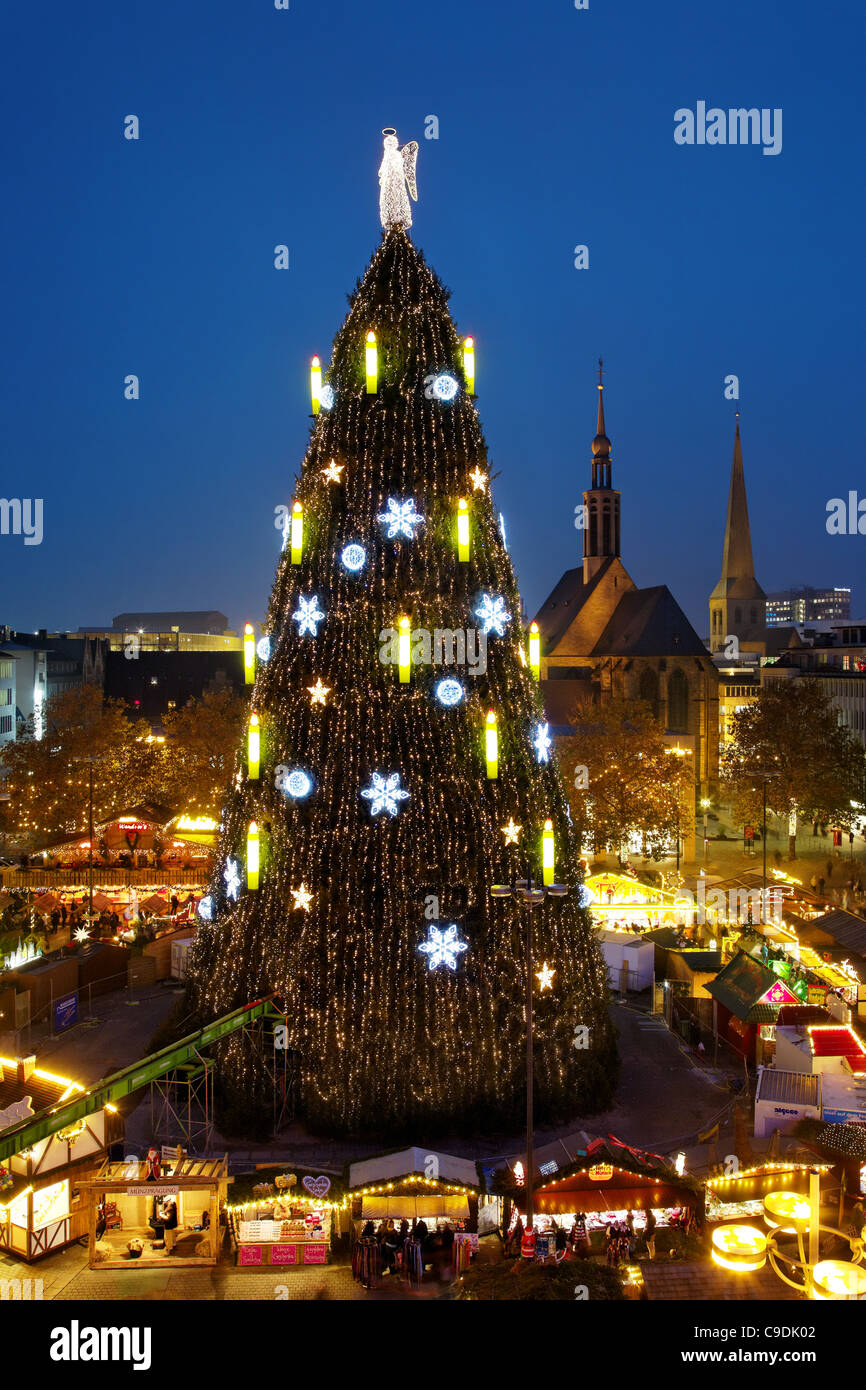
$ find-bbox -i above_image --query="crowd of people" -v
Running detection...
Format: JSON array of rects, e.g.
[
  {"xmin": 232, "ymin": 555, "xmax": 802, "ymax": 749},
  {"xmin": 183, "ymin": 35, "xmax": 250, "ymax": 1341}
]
[{"xmin": 503, "ymin": 1204, "xmax": 700, "ymax": 1266}]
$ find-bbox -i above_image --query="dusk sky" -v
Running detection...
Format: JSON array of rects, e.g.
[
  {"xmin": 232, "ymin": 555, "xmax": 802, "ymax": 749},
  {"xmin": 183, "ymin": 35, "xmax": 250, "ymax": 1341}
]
[{"xmin": 3, "ymin": 0, "xmax": 864, "ymax": 637}]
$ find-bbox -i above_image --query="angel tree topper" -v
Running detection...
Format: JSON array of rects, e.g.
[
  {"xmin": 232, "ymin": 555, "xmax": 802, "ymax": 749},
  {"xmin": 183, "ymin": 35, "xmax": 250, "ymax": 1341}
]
[{"xmin": 379, "ymin": 129, "xmax": 418, "ymax": 229}]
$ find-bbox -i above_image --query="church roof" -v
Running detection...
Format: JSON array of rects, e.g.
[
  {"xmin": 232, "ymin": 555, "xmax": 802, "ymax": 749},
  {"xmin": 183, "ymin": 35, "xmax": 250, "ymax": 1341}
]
[
  {"xmin": 590, "ymin": 585, "xmax": 709, "ymax": 658},
  {"xmin": 533, "ymin": 559, "xmax": 614, "ymax": 650}
]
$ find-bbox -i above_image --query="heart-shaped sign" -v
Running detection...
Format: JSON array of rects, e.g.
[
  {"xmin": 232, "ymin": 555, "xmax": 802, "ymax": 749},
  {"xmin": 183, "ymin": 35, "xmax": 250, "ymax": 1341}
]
[{"xmin": 302, "ymin": 1174, "xmax": 331, "ymax": 1198}]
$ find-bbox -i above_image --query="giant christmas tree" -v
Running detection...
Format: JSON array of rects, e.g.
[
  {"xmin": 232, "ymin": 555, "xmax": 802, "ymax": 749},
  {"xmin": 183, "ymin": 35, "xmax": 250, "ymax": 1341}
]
[{"xmin": 186, "ymin": 134, "xmax": 617, "ymax": 1137}]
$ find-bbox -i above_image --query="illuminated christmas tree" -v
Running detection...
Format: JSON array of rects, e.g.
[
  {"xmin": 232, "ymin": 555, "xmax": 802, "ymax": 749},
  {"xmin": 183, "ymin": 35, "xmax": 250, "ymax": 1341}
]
[{"xmin": 186, "ymin": 134, "xmax": 616, "ymax": 1136}]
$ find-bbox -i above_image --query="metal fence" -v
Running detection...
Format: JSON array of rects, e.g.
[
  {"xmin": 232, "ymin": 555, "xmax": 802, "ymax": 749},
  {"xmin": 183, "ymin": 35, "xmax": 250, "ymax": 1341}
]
[{"xmin": 1, "ymin": 868, "xmax": 206, "ymax": 889}]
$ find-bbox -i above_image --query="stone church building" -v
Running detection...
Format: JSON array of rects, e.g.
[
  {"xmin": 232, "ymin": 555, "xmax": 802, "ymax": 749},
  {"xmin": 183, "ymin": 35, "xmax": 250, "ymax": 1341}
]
[{"xmin": 533, "ymin": 375, "xmax": 719, "ymax": 817}]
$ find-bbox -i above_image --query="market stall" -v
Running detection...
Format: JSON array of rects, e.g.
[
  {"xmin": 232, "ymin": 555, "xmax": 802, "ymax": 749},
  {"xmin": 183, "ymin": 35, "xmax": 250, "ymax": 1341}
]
[
  {"xmin": 226, "ymin": 1173, "xmax": 338, "ymax": 1267},
  {"xmin": 76, "ymin": 1155, "xmax": 229, "ymax": 1268}
]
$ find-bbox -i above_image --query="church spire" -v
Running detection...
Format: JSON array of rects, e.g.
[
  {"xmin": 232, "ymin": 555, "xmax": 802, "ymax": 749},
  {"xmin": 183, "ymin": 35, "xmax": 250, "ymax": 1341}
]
[
  {"xmin": 583, "ymin": 361, "xmax": 620, "ymax": 582},
  {"xmin": 709, "ymin": 414, "xmax": 766, "ymax": 653}
]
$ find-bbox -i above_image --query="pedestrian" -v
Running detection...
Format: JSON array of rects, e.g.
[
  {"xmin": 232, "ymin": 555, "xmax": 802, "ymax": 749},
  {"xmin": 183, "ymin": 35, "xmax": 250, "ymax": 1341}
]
[
  {"xmin": 644, "ymin": 1207, "xmax": 657, "ymax": 1259},
  {"xmin": 810, "ymin": 875, "xmax": 817, "ymax": 893},
  {"xmin": 827, "ymin": 860, "xmax": 834, "ymax": 881},
  {"xmin": 818, "ymin": 876, "xmax": 825, "ymax": 897}
]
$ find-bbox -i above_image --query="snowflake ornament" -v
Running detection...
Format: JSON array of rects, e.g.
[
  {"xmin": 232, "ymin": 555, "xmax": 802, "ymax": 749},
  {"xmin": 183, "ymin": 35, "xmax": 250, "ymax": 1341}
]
[
  {"xmin": 292, "ymin": 594, "xmax": 325, "ymax": 637},
  {"xmin": 533, "ymin": 722, "xmax": 553, "ymax": 763},
  {"xmin": 475, "ymin": 593, "xmax": 511, "ymax": 637},
  {"xmin": 361, "ymin": 772, "xmax": 410, "ymax": 817},
  {"xmin": 377, "ymin": 497, "xmax": 424, "ymax": 540},
  {"xmin": 418, "ymin": 923, "xmax": 469, "ymax": 972},
  {"xmin": 224, "ymin": 858, "xmax": 241, "ymax": 902},
  {"xmin": 197, "ymin": 895, "xmax": 213, "ymax": 921}
]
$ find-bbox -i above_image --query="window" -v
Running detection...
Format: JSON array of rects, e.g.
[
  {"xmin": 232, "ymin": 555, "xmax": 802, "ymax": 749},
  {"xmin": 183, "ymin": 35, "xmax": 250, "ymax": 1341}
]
[
  {"xmin": 668, "ymin": 668, "xmax": 689, "ymax": 732},
  {"xmin": 639, "ymin": 668, "xmax": 659, "ymax": 720}
]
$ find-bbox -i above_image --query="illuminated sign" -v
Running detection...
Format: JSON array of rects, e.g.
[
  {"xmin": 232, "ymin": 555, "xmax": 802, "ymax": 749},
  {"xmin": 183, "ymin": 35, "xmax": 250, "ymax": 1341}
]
[
  {"xmin": 176, "ymin": 815, "xmax": 218, "ymax": 832},
  {"xmin": 588, "ymin": 1164, "xmax": 613, "ymax": 1181},
  {"xmin": 10, "ymin": 1179, "xmax": 69, "ymax": 1231}
]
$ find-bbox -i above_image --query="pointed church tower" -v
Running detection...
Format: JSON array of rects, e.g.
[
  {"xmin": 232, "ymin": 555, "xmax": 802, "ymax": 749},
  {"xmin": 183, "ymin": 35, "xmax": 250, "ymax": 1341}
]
[
  {"xmin": 583, "ymin": 360, "xmax": 621, "ymax": 583},
  {"xmin": 709, "ymin": 416, "xmax": 766, "ymax": 654}
]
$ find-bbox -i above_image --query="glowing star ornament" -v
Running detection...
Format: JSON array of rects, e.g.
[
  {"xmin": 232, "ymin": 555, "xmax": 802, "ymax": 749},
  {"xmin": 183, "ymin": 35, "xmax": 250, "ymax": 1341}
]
[
  {"xmin": 341, "ymin": 543, "xmax": 366, "ymax": 572},
  {"xmin": 536, "ymin": 962, "xmax": 556, "ymax": 992},
  {"xmin": 435, "ymin": 678, "xmax": 464, "ymax": 706},
  {"xmin": 291, "ymin": 883, "xmax": 313, "ymax": 912},
  {"xmin": 365, "ymin": 331, "xmax": 378, "ymax": 393},
  {"xmin": 321, "ymin": 459, "xmax": 344, "ymax": 484},
  {"xmin": 475, "ymin": 593, "xmax": 511, "ymax": 637},
  {"xmin": 469, "ymin": 466, "xmax": 487, "ymax": 492},
  {"xmin": 457, "ymin": 497, "xmax": 470, "ymax": 561},
  {"xmin": 197, "ymin": 895, "xmax": 213, "ymax": 922},
  {"xmin": 362, "ymin": 772, "xmax": 410, "ymax": 817},
  {"xmin": 307, "ymin": 679, "xmax": 330, "ymax": 706},
  {"xmin": 501, "ymin": 817, "xmax": 523, "ymax": 845},
  {"xmin": 74, "ymin": 926, "xmax": 91, "ymax": 945},
  {"xmin": 378, "ymin": 497, "xmax": 424, "ymax": 540},
  {"xmin": 292, "ymin": 595, "xmax": 325, "ymax": 637},
  {"xmin": 310, "ymin": 356, "xmax": 321, "ymax": 414},
  {"xmin": 289, "ymin": 501, "xmax": 304, "ymax": 564},
  {"xmin": 418, "ymin": 922, "xmax": 469, "ymax": 972},
  {"xmin": 533, "ymin": 722, "xmax": 552, "ymax": 763},
  {"xmin": 247, "ymin": 822, "xmax": 260, "ymax": 891},
  {"xmin": 224, "ymin": 857, "xmax": 241, "ymax": 902},
  {"xmin": 243, "ymin": 623, "xmax": 255, "ymax": 685},
  {"xmin": 463, "ymin": 336, "xmax": 475, "ymax": 393},
  {"xmin": 379, "ymin": 128, "xmax": 418, "ymax": 230}
]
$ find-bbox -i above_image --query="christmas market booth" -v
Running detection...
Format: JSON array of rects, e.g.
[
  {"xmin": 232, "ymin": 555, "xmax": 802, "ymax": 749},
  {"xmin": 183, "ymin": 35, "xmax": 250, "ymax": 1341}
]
[
  {"xmin": 226, "ymin": 1169, "xmax": 343, "ymax": 1268},
  {"xmin": 0, "ymin": 1054, "xmax": 123, "ymax": 1261},
  {"xmin": 584, "ymin": 873, "xmax": 689, "ymax": 932},
  {"xmin": 505, "ymin": 1135, "xmax": 703, "ymax": 1248},
  {"xmin": 76, "ymin": 1154, "xmax": 229, "ymax": 1268},
  {"xmin": 705, "ymin": 948, "xmax": 799, "ymax": 1063}
]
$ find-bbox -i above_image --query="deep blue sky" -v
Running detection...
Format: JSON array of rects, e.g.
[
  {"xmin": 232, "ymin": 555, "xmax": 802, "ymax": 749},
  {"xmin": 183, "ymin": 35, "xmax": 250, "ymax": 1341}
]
[{"xmin": 3, "ymin": 0, "xmax": 864, "ymax": 637}]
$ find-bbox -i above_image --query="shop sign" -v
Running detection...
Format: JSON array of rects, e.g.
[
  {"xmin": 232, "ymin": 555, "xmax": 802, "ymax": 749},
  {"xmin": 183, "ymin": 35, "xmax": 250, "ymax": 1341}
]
[
  {"xmin": 302, "ymin": 1243, "xmax": 327, "ymax": 1264},
  {"xmin": 808, "ymin": 986, "xmax": 828, "ymax": 1006},
  {"xmin": 127, "ymin": 1186, "xmax": 179, "ymax": 1197},
  {"xmin": 270, "ymin": 1244, "xmax": 298, "ymax": 1265},
  {"xmin": 588, "ymin": 1164, "xmax": 613, "ymax": 1181},
  {"xmin": 53, "ymin": 992, "xmax": 78, "ymax": 1033},
  {"xmin": 239, "ymin": 1244, "xmax": 264, "ymax": 1265}
]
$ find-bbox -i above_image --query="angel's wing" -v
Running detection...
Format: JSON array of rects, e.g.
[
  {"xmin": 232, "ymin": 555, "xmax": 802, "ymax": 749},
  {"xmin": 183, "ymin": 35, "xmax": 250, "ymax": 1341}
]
[{"xmin": 401, "ymin": 141, "xmax": 419, "ymax": 201}]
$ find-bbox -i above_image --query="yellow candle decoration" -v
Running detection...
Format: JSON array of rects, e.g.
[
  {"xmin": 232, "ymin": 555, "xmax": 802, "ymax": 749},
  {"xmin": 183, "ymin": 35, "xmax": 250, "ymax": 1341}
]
[
  {"xmin": 243, "ymin": 622, "xmax": 255, "ymax": 685},
  {"xmin": 247, "ymin": 821, "xmax": 260, "ymax": 890},
  {"xmin": 485, "ymin": 710, "xmax": 498, "ymax": 779},
  {"xmin": 398, "ymin": 615, "xmax": 411, "ymax": 684},
  {"xmin": 247, "ymin": 712, "xmax": 260, "ymax": 780},
  {"xmin": 528, "ymin": 621, "xmax": 540, "ymax": 679},
  {"xmin": 463, "ymin": 336, "xmax": 475, "ymax": 394},
  {"xmin": 290, "ymin": 500, "xmax": 304, "ymax": 565},
  {"xmin": 310, "ymin": 355, "xmax": 321, "ymax": 414},
  {"xmin": 365, "ymin": 330, "xmax": 378, "ymax": 393},
  {"xmin": 542, "ymin": 818, "xmax": 555, "ymax": 884},
  {"xmin": 457, "ymin": 497, "xmax": 470, "ymax": 561}
]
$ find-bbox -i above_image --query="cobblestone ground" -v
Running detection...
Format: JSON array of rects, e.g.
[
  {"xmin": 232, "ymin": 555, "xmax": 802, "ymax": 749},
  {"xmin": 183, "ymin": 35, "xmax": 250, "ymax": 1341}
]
[{"xmin": 641, "ymin": 1260, "xmax": 801, "ymax": 1300}]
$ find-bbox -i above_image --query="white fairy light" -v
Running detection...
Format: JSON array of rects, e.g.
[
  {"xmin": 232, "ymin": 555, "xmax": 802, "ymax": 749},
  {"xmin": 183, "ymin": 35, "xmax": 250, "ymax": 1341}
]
[
  {"xmin": 197, "ymin": 895, "xmax": 213, "ymax": 921},
  {"xmin": 378, "ymin": 129, "xmax": 419, "ymax": 230}
]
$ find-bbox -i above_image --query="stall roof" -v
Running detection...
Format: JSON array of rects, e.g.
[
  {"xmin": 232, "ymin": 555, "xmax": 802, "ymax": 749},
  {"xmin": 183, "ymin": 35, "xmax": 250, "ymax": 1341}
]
[
  {"xmin": 77, "ymin": 1155, "xmax": 228, "ymax": 1188},
  {"xmin": 755, "ymin": 1068, "xmax": 821, "ymax": 1108},
  {"xmin": 0, "ymin": 1059, "xmax": 84, "ymax": 1120},
  {"xmin": 808, "ymin": 1025, "xmax": 866, "ymax": 1065},
  {"xmin": 705, "ymin": 951, "xmax": 783, "ymax": 1021},
  {"xmin": 801, "ymin": 910, "xmax": 866, "ymax": 961},
  {"xmin": 348, "ymin": 1146, "xmax": 478, "ymax": 1192}
]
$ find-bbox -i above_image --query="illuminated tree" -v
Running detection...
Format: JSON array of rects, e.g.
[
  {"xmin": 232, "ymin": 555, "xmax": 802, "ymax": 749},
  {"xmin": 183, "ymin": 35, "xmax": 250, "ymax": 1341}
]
[
  {"xmin": 558, "ymin": 698, "xmax": 692, "ymax": 865},
  {"xmin": 186, "ymin": 226, "xmax": 616, "ymax": 1136},
  {"xmin": 161, "ymin": 688, "xmax": 248, "ymax": 818},
  {"xmin": 721, "ymin": 681, "xmax": 865, "ymax": 858}
]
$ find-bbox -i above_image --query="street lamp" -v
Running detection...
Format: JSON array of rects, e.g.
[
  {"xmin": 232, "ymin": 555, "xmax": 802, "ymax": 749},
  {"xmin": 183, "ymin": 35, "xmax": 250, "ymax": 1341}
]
[
  {"xmin": 701, "ymin": 798, "xmax": 711, "ymax": 864},
  {"xmin": 747, "ymin": 769, "xmax": 775, "ymax": 925},
  {"xmin": 491, "ymin": 855, "xmax": 569, "ymax": 1235},
  {"xmin": 711, "ymin": 1167, "xmax": 865, "ymax": 1298},
  {"xmin": 665, "ymin": 746, "xmax": 693, "ymax": 874}
]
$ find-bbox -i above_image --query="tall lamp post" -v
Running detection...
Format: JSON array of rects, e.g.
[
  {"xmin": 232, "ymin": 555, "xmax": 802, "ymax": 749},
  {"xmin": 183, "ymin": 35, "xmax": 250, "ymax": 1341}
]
[
  {"xmin": 665, "ymin": 746, "xmax": 693, "ymax": 876},
  {"xmin": 701, "ymin": 798, "xmax": 711, "ymax": 864},
  {"xmin": 747, "ymin": 770, "xmax": 774, "ymax": 925},
  {"xmin": 491, "ymin": 856, "xmax": 568, "ymax": 1235}
]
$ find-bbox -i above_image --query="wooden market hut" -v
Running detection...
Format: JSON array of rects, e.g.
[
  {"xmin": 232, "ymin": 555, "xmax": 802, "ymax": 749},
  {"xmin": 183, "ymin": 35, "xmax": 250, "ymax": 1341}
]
[
  {"xmin": 76, "ymin": 1154, "xmax": 229, "ymax": 1269},
  {"xmin": 514, "ymin": 1136, "xmax": 704, "ymax": 1220}
]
